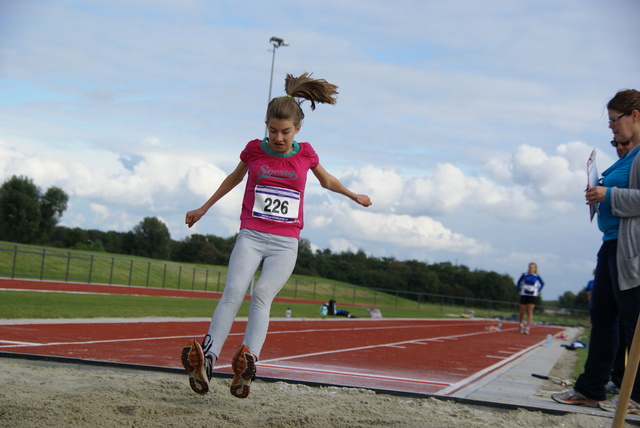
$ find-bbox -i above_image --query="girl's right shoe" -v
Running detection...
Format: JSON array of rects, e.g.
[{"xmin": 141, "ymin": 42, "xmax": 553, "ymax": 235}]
[{"xmin": 181, "ymin": 338, "xmax": 213, "ymax": 394}]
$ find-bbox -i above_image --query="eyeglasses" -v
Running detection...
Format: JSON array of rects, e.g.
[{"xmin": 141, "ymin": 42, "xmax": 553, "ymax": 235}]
[
  {"xmin": 610, "ymin": 139, "xmax": 631, "ymax": 147},
  {"xmin": 609, "ymin": 113, "xmax": 628, "ymax": 125}
]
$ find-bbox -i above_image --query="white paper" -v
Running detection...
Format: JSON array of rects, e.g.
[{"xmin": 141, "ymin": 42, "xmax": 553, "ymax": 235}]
[{"xmin": 587, "ymin": 147, "xmax": 598, "ymax": 221}]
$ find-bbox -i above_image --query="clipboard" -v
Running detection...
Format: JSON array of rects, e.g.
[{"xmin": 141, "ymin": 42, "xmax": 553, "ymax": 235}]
[{"xmin": 587, "ymin": 147, "xmax": 598, "ymax": 222}]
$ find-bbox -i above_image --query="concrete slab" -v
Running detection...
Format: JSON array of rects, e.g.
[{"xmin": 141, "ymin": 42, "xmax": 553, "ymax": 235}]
[{"xmin": 450, "ymin": 327, "xmax": 640, "ymax": 424}]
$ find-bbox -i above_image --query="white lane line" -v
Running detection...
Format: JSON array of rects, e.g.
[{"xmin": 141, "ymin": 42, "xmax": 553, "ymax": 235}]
[
  {"xmin": 256, "ymin": 363, "xmax": 451, "ymax": 386},
  {"xmin": 0, "ymin": 333, "xmax": 242, "ymax": 349},
  {"xmin": 438, "ymin": 340, "xmax": 545, "ymax": 395},
  {"xmin": 257, "ymin": 329, "xmax": 500, "ymax": 366},
  {"xmin": 0, "ymin": 340, "xmax": 40, "ymax": 346}
]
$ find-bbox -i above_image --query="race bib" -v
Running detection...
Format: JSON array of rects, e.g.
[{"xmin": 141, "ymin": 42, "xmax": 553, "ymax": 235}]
[
  {"xmin": 252, "ymin": 185, "xmax": 300, "ymax": 223},
  {"xmin": 524, "ymin": 285, "xmax": 535, "ymax": 293}
]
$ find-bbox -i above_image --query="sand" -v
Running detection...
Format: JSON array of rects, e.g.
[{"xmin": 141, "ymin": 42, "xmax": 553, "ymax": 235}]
[{"xmin": 0, "ymin": 353, "xmax": 630, "ymax": 428}]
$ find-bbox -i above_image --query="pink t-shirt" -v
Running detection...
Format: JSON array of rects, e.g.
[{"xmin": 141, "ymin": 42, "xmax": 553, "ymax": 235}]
[{"xmin": 239, "ymin": 139, "xmax": 319, "ymax": 239}]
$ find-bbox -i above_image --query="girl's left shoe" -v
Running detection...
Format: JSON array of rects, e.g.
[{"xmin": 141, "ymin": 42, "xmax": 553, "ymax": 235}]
[{"xmin": 230, "ymin": 344, "xmax": 257, "ymax": 399}]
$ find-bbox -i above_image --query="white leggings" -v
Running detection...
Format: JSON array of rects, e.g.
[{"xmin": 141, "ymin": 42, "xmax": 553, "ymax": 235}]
[{"xmin": 205, "ymin": 228, "xmax": 298, "ymax": 360}]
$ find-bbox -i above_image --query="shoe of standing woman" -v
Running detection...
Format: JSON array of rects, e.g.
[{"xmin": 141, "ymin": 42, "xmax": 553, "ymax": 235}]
[
  {"xmin": 598, "ymin": 395, "xmax": 640, "ymax": 414},
  {"xmin": 551, "ymin": 388, "xmax": 603, "ymax": 407}
]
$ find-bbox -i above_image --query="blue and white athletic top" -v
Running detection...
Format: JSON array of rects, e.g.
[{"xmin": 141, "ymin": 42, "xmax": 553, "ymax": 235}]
[{"xmin": 517, "ymin": 273, "xmax": 545, "ymax": 297}]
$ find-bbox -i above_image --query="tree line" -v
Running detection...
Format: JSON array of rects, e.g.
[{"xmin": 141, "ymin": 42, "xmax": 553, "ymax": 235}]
[{"xmin": 0, "ymin": 175, "xmax": 589, "ymax": 308}]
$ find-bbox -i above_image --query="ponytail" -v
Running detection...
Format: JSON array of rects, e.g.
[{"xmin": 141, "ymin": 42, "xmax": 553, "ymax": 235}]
[{"xmin": 266, "ymin": 73, "xmax": 338, "ymax": 126}]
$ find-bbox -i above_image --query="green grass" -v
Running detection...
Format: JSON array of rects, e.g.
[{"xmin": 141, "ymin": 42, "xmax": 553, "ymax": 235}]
[
  {"xmin": 0, "ymin": 290, "xmax": 441, "ymax": 319},
  {"xmin": 0, "ymin": 241, "xmax": 591, "ymax": 325},
  {"xmin": 571, "ymin": 329, "xmax": 590, "ymax": 381}
]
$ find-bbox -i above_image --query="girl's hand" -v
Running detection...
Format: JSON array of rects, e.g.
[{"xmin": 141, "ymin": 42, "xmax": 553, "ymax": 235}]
[
  {"xmin": 353, "ymin": 194, "xmax": 372, "ymax": 207},
  {"xmin": 185, "ymin": 208, "xmax": 206, "ymax": 228}
]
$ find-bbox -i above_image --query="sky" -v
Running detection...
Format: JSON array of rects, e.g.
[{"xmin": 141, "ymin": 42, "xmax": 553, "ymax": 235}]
[{"xmin": 1, "ymin": 0, "xmax": 639, "ymax": 300}]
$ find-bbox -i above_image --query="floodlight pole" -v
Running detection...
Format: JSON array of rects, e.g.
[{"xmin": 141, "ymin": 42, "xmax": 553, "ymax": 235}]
[{"xmin": 265, "ymin": 37, "xmax": 289, "ymax": 138}]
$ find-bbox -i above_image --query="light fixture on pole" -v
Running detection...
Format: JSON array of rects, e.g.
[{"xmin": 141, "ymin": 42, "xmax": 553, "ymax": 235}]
[
  {"xmin": 267, "ymin": 36, "xmax": 289, "ymax": 104},
  {"xmin": 265, "ymin": 37, "xmax": 289, "ymax": 137}
]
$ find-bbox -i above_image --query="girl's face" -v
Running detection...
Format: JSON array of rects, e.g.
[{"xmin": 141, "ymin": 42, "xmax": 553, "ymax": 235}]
[
  {"xmin": 265, "ymin": 118, "xmax": 301, "ymax": 155},
  {"xmin": 528, "ymin": 263, "xmax": 537, "ymax": 274}
]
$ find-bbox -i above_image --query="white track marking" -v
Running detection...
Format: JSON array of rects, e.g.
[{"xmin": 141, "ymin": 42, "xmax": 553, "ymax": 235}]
[
  {"xmin": 438, "ymin": 340, "xmax": 545, "ymax": 395},
  {"xmin": 256, "ymin": 328, "xmax": 503, "ymax": 366},
  {"xmin": 0, "ymin": 333, "xmax": 240, "ymax": 349},
  {"xmin": 254, "ymin": 363, "xmax": 451, "ymax": 386},
  {"xmin": 0, "ymin": 340, "xmax": 40, "ymax": 346},
  {"xmin": 0, "ymin": 317, "xmax": 534, "ymax": 392}
]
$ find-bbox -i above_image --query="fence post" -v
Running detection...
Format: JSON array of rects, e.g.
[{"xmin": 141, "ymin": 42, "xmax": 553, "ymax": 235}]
[
  {"xmin": 128, "ymin": 260, "xmax": 133, "ymax": 286},
  {"xmin": 191, "ymin": 268, "xmax": 196, "ymax": 291},
  {"xmin": 146, "ymin": 262, "xmax": 151, "ymax": 287},
  {"xmin": 204, "ymin": 269, "xmax": 209, "ymax": 292},
  {"xmin": 178, "ymin": 266, "xmax": 182, "ymax": 290},
  {"xmin": 11, "ymin": 245, "xmax": 18, "ymax": 279},
  {"xmin": 88, "ymin": 255, "xmax": 94, "ymax": 283},
  {"xmin": 39, "ymin": 248, "xmax": 46, "ymax": 280},
  {"xmin": 109, "ymin": 257, "xmax": 115, "ymax": 285},
  {"xmin": 162, "ymin": 264, "xmax": 167, "ymax": 288},
  {"xmin": 65, "ymin": 251, "xmax": 71, "ymax": 281}
]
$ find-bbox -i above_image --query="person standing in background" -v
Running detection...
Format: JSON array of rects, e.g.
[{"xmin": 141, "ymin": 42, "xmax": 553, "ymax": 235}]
[{"xmin": 516, "ymin": 262, "xmax": 544, "ymax": 334}]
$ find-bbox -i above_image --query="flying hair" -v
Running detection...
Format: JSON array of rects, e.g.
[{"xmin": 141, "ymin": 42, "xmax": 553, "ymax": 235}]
[{"xmin": 266, "ymin": 72, "xmax": 339, "ymax": 126}]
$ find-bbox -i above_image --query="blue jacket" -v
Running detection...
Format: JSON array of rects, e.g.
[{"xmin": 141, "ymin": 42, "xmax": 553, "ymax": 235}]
[{"xmin": 517, "ymin": 273, "xmax": 544, "ymax": 296}]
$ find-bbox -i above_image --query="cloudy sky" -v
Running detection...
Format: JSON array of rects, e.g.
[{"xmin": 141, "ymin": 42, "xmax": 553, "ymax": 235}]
[{"xmin": 1, "ymin": 0, "xmax": 639, "ymax": 300}]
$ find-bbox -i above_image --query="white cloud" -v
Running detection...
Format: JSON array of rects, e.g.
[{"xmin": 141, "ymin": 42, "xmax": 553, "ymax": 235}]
[{"xmin": 1, "ymin": 0, "xmax": 638, "ymax": 301}]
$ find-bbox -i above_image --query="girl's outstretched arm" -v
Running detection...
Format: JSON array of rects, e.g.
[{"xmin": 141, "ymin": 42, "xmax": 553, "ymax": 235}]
[
  {"xmin": 311, "ymin": 163, "xmax": 372, "ymax": 207},
  {"xmin": 185, "ymin": 161, "xmax": 249, "ymax": 228}
]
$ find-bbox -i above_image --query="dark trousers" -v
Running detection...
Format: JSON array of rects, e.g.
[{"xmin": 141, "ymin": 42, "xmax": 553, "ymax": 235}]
[{"xmin": 575, "ymin": 240, "xmax": 640, "ymax": 401}]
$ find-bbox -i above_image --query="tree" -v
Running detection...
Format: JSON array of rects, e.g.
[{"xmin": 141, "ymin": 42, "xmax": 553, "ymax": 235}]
[
  {"xmin": 0, "ymin": 176, "xmax": 69, "ymax": 244},
  {"xmin": 0, "ymin": 176, "xmax": 42, "ymax": 243},
  {"xmin": 173, "ymin": 234, "xmax": 220, "ymax": 265},
  {"xmin": 132, "ymin": 217, "xmax": 171, "ymax": 259},
  {"xmin": 558, "ymin": 291, "xmax": 577, "ymax": 309},
  {"xmin": 39, "ymin": 186, "xmax": 68, "ymax": 242},
  {"xmin": 294, "ymin": 238, "xmax": 317, "ymax": 276}
]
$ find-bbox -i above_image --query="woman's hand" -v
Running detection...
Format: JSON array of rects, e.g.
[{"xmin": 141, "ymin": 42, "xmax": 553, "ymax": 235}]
[{"xmin": 585, "ymin": 186, "xmax": 607, "ymax": 205}]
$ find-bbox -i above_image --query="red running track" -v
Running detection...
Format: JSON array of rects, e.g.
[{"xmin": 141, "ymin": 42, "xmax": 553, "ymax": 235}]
[{"xmin": 0, "ymin": 278, "xmax": 567, "ymax": 395}]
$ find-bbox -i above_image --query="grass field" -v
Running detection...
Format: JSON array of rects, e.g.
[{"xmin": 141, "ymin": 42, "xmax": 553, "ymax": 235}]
[
  {"xmin": 0, "ymin": 241, "xmax": 590, "ymax": 325},
  {"xmin": 0, "ymin": 289, "xmax": 442, "ymax": 319}
]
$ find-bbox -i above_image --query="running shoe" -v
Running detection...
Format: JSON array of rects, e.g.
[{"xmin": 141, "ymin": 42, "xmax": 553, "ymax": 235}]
[
  {"xmin": 181, "ymin": 338, "xmax": 213, "ymax": 394},
  {"xmin": 551, "ymin": 388, "xmax": 602, "ymax": 407},
  {"xmin": 525, "ymin": 326, "xmax": 530, "ymax": 335},
  {"xmin": 519, "ymin": 324, "xmax": 524, "ymax": 334},
  {"xmin": 599, "ymin": 395, "xmax": 640, "ymax": 414},
  {"xmin": 230, "ymin": 344, "xmax": 257, "ymax": 399}
]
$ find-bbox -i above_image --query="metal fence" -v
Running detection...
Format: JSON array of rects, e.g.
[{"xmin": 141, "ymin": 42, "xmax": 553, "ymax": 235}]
[{"xmin": 0, "ymin": 242, "xmax": 588, "ymax": 322}]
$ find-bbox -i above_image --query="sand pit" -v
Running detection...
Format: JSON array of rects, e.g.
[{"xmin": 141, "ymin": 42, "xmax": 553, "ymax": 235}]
[{"xmin": 0, "ymin": 356, "xmax": 627, "ymax": 428}]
